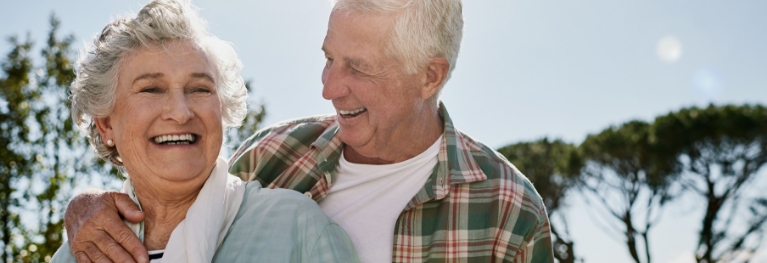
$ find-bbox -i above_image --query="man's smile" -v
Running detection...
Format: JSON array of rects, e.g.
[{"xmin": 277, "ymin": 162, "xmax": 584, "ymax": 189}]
[{"xmin": 338, "ymin": 107, "xmax": 367, "ymax": 118}]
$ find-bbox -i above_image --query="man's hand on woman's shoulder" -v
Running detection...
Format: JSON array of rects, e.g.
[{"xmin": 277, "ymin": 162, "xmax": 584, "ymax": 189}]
[{"xmin": 64, "ymin": 189, "xmax": 148, "ymax": 263}]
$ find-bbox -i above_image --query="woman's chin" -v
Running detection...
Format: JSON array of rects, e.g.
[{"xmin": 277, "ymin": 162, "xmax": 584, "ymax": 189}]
[{"xmin": 126, "ymin": 157, "xmax": 214, "ymax": 186}]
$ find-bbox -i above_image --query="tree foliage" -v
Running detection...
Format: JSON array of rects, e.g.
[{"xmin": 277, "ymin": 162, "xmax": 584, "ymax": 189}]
[
  {"xmin": 499, "ymin": 105, "xmax": 767, "ymax": 263},
  {"xmin": 224, "ymin": 80, "xmax": 266, "ymax": 155},
  {"xmin": 654, "ymin": 104, "xmax": 767, "ymax": 263},
  {"xmin": 1, "ymin": 31, "xmax": 37, "ymax": 263},
  {"xmin": 498, "ymin": 138, "xmax": 582, "ymax": 263},
  {"xmin": 578, "ymin": 120, "xmax": 679, "ymax": 263},
  {"xmin": 0, "ymin": 14, "xmax": 122, "ymax": 263}
]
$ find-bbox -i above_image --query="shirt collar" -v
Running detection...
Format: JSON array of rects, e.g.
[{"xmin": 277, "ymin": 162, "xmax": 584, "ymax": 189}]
[
  {"xmin": 428, "ymin": 101, "xmax": 488, "ymax": 200},
  {"xmin": 311, "ymin": 120, "xmax": 343, "ymax": 174}
]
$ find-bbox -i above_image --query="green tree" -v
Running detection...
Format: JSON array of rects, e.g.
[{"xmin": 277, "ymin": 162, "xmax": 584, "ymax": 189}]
[
  {"xmin": 0, "ymin": 14, "xmax": 121, "ymax": 263},
  {"xmin": 498, "ymin": 138, "xmax": 583, "ymax": 263},
  {"xmin": 579, "ymin": 120, "xmax": 679, "ymax": 263},
  {"xmin": 224, "ymin": 80, "xmax": 266, "ymax": 155},
  {"xmin": 653, "ymin": 104, "xmax": 767, "ymax": 263},
  {"xmin": 0, "ymin": 32, "xmax": 37, "ymax": 263}
]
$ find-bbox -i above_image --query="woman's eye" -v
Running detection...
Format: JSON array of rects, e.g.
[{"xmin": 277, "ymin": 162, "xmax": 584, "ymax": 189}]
[
  {"xmin": 192, "ymin": 87, "xmax": 212, "ymax": 93},
  {"xmin": 141, "ymin": 87, "xmax": 161, "ymax": 93}
]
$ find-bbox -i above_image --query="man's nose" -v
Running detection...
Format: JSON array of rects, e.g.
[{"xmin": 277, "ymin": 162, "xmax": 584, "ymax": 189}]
[
  {"xmin": 321, "ymin": 63, "xmax": 349, "ymax": 100},
  {"xmin": 162, "ymin": 91, "xmax": 194, "ymax": 124}
]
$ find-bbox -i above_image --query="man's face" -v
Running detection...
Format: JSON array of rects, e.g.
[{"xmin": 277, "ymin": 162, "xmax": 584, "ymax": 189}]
[{"xmin": 321, "ymin": 10, "xmax": 429, "ymax": 160}]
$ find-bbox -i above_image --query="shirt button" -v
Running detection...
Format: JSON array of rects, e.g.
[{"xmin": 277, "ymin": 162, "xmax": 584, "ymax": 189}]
[
  {"xmin": 437, "ymin": 178, "xmax": 443, "ymax": 185},
  {"xmin": 324, "ymin": 172, "xmax": 332, "ymax": 185},
  {"xmin": 304, "ymin": 191, "xmax": 313, "ymax": 199}
]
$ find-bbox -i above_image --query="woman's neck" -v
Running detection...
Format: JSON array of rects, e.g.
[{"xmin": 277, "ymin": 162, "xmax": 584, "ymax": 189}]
[{"xmin": 133, "ymin": 181, "xmax": 203, "ymax": 250}]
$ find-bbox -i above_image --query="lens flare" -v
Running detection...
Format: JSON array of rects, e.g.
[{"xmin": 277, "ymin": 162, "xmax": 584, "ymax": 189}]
[{"xmin": 657, "ymin": 36, "xmax": 683, "ymax": 63}]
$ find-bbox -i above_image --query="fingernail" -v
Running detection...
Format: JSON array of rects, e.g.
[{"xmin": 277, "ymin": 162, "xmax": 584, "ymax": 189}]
[{"xmin": 138, "ymin": 255, "xmax": 149, "ymax": 263}]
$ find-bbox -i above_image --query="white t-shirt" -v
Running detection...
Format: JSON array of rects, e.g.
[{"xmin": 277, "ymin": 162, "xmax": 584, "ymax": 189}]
[{"xmin": 318, "ymin": 136, "xmax": 442, "ymax": 263}]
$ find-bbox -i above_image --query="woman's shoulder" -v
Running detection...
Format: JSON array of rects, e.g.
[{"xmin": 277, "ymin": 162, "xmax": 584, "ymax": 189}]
[
  {"xmin": 214, "ymin": 182, "xmax": 359, "ymax": 262},
  {"xmin": 239, "ymin": 181, "xmax": 329, "ymax": 222},
  {"xmin": 49, "ymin": 241, "xmax": 76, "ymax": 263},
  {"xmin": 243, "ymin": 181, "xmax": 317, "ymax": 204}
]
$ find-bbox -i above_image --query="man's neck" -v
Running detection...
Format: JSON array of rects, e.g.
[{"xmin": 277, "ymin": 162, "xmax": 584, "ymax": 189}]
[{"xmin": 344, "ymin": 113, "xmax": 443, "ymax": 165}]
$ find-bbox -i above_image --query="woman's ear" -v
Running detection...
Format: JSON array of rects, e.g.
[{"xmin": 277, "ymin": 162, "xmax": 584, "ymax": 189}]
[{"xmin": 94, "ymin": 117, "xmax": 113, "ymax": 145}]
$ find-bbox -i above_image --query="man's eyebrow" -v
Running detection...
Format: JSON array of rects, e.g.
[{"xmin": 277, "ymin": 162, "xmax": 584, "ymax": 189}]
[
  {"xmin": 344, "ymin": 57, "xmax": 372, "ymax": 71},
  {"xmin": 191, "ymin": 73, "xmax": 215, "ymax": 83},
  {"xmin": 320, "ymin": 45, "xmax": 372, "ymax": 71},
  {"xmin": 133, "ymin": 73, "xmax": 164, "ymax": 84}
]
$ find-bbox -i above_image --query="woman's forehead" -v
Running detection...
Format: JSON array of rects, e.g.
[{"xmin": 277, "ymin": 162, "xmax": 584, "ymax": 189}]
[{"xmin": 119, "ymin": 40, "xmax": 214, "ymax": 82}]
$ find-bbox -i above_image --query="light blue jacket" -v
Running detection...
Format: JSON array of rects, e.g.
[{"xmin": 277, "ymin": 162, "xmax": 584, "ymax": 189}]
[{"xmin": 52, "ymin": 182, "xmax": 359, "ymax": 263}]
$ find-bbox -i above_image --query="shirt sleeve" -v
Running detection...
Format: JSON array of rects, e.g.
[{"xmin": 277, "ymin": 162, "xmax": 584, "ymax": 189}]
[
  {"xmin": 227, "ymin": 126, "xmax": 275, "ymax": 181},
  {"xmin": 515, "ymin": 204, "xmax": 554, "ymax": 263}
]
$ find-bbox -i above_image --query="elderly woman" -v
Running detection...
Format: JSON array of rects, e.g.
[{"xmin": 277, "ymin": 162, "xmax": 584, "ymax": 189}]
[{"xmin": 51, "ymin": 0, "xmax": 358, "ymax": 262}]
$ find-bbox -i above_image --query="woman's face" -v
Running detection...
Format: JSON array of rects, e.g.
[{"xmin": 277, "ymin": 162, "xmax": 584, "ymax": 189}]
[{"xmin": 96, "ymin": 40, "xmax": 222, "ymax": 187}]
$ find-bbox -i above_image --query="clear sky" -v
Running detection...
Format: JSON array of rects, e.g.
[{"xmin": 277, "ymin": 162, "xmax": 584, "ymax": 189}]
[{"xmin": 2, "ymin": 0, "xmax": 766, "ymax": 262}]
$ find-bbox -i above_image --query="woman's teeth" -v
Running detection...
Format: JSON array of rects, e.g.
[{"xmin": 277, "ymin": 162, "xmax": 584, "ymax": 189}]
[
  {"xmin": 153, "ymin": 134, "xmax": 196, "ymax": 145},
  {"xmin": 339, "ymin": 108, "xmax": 367, "ymax": 117}
]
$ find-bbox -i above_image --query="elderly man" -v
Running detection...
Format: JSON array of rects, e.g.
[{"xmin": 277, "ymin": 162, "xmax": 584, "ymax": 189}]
[{"xmin": 65, "ymin": 0, "xmax": 554, "ymax": 262}]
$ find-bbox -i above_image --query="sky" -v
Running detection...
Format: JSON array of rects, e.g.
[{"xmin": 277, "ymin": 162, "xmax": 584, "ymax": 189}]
[{"xmin": 1, "ymin": 0, "xmax": 766, "ymax": 262}]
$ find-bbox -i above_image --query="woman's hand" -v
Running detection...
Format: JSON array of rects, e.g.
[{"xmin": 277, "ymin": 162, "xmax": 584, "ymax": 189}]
[{"xmin": 64, "ymin": 189, "xmax": 148, "ymax": 263}]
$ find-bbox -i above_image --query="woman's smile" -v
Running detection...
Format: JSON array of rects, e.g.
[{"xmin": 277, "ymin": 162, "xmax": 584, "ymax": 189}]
[{"xmin": 152, "ymin": 133, "xmax": 198, "ymax": 145}]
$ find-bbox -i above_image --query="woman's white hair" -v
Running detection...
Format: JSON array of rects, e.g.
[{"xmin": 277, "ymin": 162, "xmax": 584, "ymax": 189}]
[
  {"xmin": 70, "ymin": 0, "xmax": 248, "ymax": 165},
  {"xmin": 331, "ymin": 0, "xmax": 463, "ymax": 83}
]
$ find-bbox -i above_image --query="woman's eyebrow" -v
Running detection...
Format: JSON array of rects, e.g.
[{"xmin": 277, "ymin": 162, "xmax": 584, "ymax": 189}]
[
  {"xmin": 133, "ymin": 73, "xmax": 164, "ymax": 84},
  {"xmin": 191, "ymin": 73, "xmax": 215, "ymax": 83}
]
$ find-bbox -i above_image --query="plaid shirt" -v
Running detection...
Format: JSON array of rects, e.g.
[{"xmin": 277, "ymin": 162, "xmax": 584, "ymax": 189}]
[{"xmin": 229, "ymin": 103, "xmax": 554, "ymax": 263}]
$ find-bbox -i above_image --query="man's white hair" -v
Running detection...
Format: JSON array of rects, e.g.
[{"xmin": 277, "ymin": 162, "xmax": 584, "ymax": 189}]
[{"xmin": 331, "ymin": 0, "xmax": 463, "ymax": 83}]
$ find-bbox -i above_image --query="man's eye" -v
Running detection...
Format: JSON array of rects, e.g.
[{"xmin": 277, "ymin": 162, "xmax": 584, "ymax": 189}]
[{"xmin": 350, "ymin": 67, "xmax": 367, "ymax": 76}]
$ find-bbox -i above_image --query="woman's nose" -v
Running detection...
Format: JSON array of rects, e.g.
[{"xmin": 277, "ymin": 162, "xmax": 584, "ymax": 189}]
[{"xmin": 162, "ymin": 91, "xmax": 194, "ymax": 124}]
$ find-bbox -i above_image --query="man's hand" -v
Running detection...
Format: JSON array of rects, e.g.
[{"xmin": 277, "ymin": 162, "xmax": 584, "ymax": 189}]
[{"xmin": 65, "ymin": 189, "xmax": 148, "ymax": 263}]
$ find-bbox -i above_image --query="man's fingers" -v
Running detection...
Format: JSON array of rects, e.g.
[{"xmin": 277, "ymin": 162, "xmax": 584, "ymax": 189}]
[
  {"xmin": 100, "ymin": 194, "xmax": 147, "ymax": 263},
  {"xmin": 109, "ymin": 219, "xmax": 148, "ymax": 263},
  {"xmin": 66, "ymin": 189, "xmax": 107, "ymax": 241},
  {"xmin": 74, "ymin": 251, "xmax": 93, "ymax": 263},
  {"xmin": 79, "ymin": 242, "xmax": 113, "ymax": 263},
  {"xmin": 111, "ymin": 192, "xmax": 144, "ymax": 223},
  {"xmin": 91, "ymin": 230, "xmax": 137, "ymax": 263},
  {"xmin": 65, "ymin": 190, "xmax": 146, "ymax": 263}
]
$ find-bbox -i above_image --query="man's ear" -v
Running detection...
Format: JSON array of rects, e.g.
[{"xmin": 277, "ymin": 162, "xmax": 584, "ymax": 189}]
[
  {"xmin": 94, "ymin": 117, "xmax": 113, "ymax": 144},
  {"xmin": 420, "ymin": 57, "xmax": 450, "ymax": 100}
]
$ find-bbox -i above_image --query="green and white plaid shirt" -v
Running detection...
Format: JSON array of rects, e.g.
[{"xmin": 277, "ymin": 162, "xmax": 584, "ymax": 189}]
[{"xmin": 229, "ymin": 102, "xmax": 554, "ymax": 263}]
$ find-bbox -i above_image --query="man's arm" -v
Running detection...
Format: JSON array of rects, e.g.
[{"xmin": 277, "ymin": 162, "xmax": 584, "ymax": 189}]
[
  {"xmin": 64, "ymin": 189, "xmax": 148, "ymax": 263},
  {"xmin": 525, "ymin": 215, "xmax": 555, "ymax": 263},
  {"xmin": 514, "ymin": 202, "xmax": 554, "ymax": 263}
]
